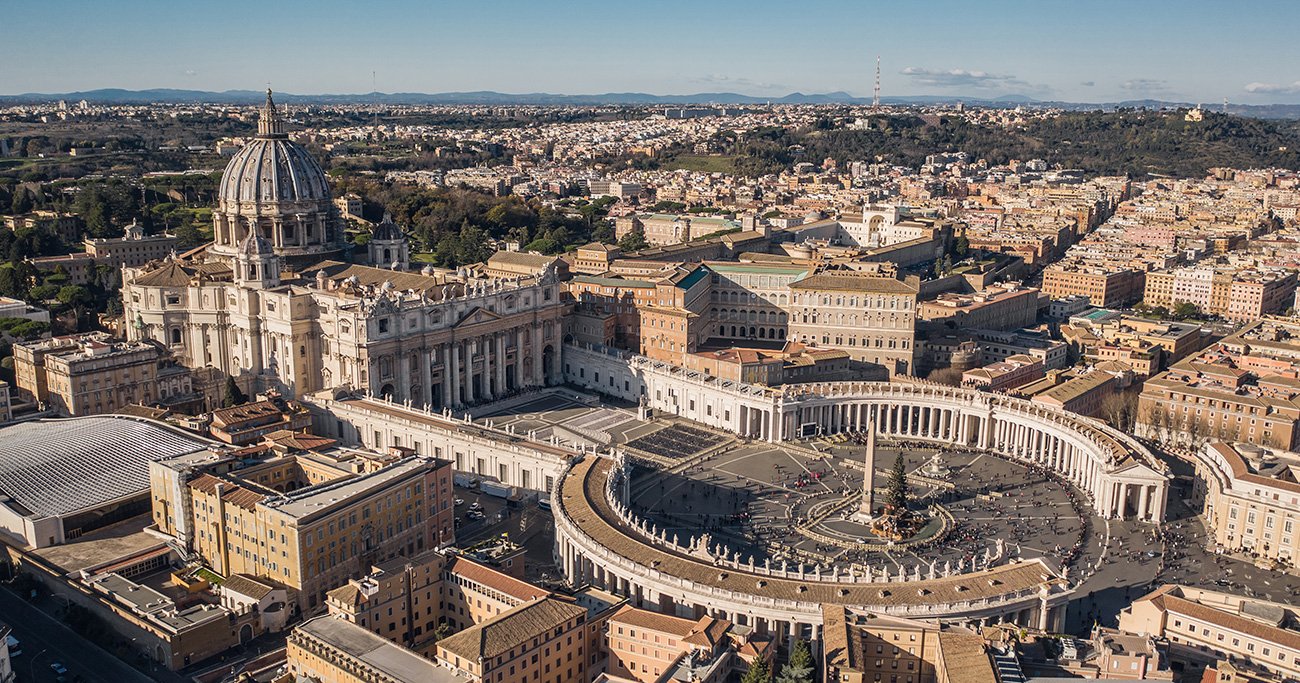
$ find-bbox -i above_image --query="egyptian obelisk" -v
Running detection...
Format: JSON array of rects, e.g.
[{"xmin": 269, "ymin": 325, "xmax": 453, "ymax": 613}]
[{"xmin": 858, "ymin": 421, "xmax": 876, "ymax": 519}]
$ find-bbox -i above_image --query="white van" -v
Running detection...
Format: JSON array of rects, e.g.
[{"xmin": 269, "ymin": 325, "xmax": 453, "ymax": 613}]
[{"xmin": 5, "ymin": 633, "xmax": 21, "ymax": 657}]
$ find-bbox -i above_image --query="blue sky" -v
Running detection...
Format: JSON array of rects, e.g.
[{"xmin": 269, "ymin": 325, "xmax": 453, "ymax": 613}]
[{"xmin": 5, "ymin": 0, "xmax": 1300, "ymax": 103}]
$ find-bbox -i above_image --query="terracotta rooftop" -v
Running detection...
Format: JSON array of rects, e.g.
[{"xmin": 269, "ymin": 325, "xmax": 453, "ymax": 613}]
[{"xmin": 436, "ymin": 597, "xmax": 586, "ymax": 663}]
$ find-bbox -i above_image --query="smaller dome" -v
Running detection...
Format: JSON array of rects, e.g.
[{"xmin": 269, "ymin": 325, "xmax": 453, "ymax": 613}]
[
  {"xmin": 372, "ymin": 213, "xmax": 403, "ymax": 242},
  {"xmin": 240, "ymin": 232, "xmax": 274, "ymax": 256}
]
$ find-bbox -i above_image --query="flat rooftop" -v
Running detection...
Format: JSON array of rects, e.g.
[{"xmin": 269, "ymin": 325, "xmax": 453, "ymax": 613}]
[
  {"xmin": 0, "ymin": 416, "xmax": 210, "ymax": 517},
  {"xmin": 297, "ymin": 616, "xmax": 466, "ymax": 682}
]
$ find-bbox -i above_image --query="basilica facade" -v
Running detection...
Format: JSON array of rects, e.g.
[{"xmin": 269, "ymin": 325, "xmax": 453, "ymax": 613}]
[{"xmin": 122, "ymin": 92, "xmax": 567, "ymax": 406}]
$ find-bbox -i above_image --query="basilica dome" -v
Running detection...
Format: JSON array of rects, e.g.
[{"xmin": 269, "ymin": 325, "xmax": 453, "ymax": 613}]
[
  {"xmin": 217, "ymin": 136, "xmax": 331, "ymax": 206},
  {"xmin": 208, "ymin": 90, "xmax": 343, "ymax": 265}
]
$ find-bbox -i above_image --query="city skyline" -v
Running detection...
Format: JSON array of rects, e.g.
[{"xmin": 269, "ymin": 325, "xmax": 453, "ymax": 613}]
[{"xmin": 6, "ymin": 0, "xmax": 1300, "ymax": 104}]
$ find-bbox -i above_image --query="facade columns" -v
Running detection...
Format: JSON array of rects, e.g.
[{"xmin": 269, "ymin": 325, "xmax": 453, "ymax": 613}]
[
  {"xmin": 450, "ymin": 342, "xmax": 462, "ymax": 407},
  {"xmin": 439, "ymin": 345, "xmax": 452, "ymax": 408},
  {"xmin": 420, "ymin": 349, "xmax": 432, "ymax": 407},
  {"xmin": 479, "ymin": 336, "xmax": 494, "ymax": 402},
  {"xmin": 495, "ymin": 333, "xmax": 506, "ymax": 396}
]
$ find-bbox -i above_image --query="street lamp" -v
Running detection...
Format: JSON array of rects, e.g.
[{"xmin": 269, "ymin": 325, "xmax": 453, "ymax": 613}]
[{"xmin": 31, "ymin": 648, "xmax": 47, "ymax": 683}]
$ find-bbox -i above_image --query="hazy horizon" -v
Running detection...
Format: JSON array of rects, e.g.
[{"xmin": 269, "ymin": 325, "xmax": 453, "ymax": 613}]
[{"xmin": 6, "ymin": 0, "xmax": 1300, "ymax": 104}]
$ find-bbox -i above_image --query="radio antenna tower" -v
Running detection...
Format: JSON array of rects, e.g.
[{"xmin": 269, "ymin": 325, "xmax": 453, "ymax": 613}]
[{"xmin": 872, "ymin": 56, "xmax": 881, "ymax": 109}]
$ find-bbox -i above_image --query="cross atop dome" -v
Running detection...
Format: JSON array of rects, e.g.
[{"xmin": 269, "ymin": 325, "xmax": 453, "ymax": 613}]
[{"xmin": 257, "ymin": 88, "xmax": 286, "ymax": 138}]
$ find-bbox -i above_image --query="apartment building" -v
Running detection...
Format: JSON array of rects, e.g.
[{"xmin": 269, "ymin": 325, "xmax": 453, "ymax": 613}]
[
  {"xmin": 1120, "ymin": 585, "xmax": 1300, "ymax": 681},
  {"xmin": 1041, "ymin": 264, "xmax": 1145, "ymax": 308},
  {"xmin": 1137, "ymin": 321, "xmax": 1300, "ymax": 451},
  {"xmin": 1063, "ymin": 315, "xmax": 1215, "ymax": 378},
  {"xmin": 1143, "ymin": 267, "xmax": 1296, "ymax": 321}
]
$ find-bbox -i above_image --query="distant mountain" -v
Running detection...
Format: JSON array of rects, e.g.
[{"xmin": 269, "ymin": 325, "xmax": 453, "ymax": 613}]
[
  {"xmin": 0, "ymin": 88, "xmax": 1038, "ymax": 107},
  {"xmin": 4, "ymin": 88, "xmax": 1300, "ymax": 118}
]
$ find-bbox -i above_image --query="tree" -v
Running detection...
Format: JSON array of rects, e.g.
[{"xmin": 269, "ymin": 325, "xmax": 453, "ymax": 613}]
[
  {"xmin": 1100, "ymin": 391, "xmax": 1139, "ymax": 433},
  {"xmin": 741, "ymin": 659, "xmax": 771, "ymax": 683},
  {"xmin": 618, "ymin": 228, "xmax": 648, "ymax": 252},
  {"xmin": 887, "ymin": 451, "xmax": 909, "ymax": 514},
  {"xmin": 56, "ymin": 285, "xmax": 92, "ymax": 308},
  {"xmin": 222, "ymin": 377, "xmax": 247, "ymax": 408},
  {"xmin": 926, "ymin": 366, "xmax": 965, "ymax": 386},
  {"xmin": 775, "ymin": 640, "xmax": 814, "ymax": 683},
  {"xmin": 8, "ymin": 188, "xmax": 32, "ymax": 215},
  {"xmin": 28, "ymin": 284, "xmax": 59, "ymax": 302},
  {"xmin": 953, "ymin": 233, "xmax": 970, "ymax": 258},
  {"xmin": 1171, "ymin": 301, "xmax": 1201, "ymax": 321}
]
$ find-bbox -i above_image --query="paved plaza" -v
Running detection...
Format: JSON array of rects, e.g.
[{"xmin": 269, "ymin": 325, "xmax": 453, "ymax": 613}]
[{"xmin": 469, "ymin": 391, "xmax": 1300, "ymax": 635}]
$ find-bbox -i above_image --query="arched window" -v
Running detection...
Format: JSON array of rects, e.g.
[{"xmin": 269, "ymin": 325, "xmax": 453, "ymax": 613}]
[{"xmin": 170, "ymin": 328, "xmax": 181, "ymax": 345}]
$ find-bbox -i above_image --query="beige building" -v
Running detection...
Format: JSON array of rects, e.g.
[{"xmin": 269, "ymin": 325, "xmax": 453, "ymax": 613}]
[
  {"xmin": 918, "ymin": 283, "xmax": 1041, "ymax": 333},
  {"xmin": 1041, "ymin": 265, "xmax": 1145, "ymax": 308},
  {"xmin": 150, "ymin": 443, "xmax": 456, "ymax": 612},
  {"xmin": 435, "ymin": 596, "xmax": 589, "ymax": 683},
  {"xmin": 1189, "ymin": 441, "xmax": 1300, "ymax": 566},
  {"xmin": 602, "ymin": 605, "xmax": 773, "ymax": 683},
  {"xmin": 788, "ymin": 270, "xmax": 919, "ymax": 377},
  {"xmin": 286, "ymin": 615, "xmax": 468, "ymax": 683},
  {"xmin": 572, "ymin": 242, "xmax": 622, "ymax": 275},
  {"xmin": 482, "ymin": 250, "xmax": 570, "ymax": 280},
  {"xmin": 822, "ymin": 606, "xmax": 997, "ymax": 683},
  {"xmin": 84, "ymin": 221, "xmax": 178, "ymax": 270},
  {"xmin": 1137, "ymin": 320, "xmax": 1300, "ymax": 452},
  {"xmin": 1120, "ymin": 585, "xmax": 1300, "ymax": 680},
  {"xmin": 325, "ymin": 549, "xmax": 550, "ymax": 648},
  {"xmin": 11, "ymin": 332, "xmax": 188, "ymax": 416}
]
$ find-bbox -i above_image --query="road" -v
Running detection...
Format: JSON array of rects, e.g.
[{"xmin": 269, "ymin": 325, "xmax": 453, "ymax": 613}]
[{"xmin": 0, "ymin": 585, "xmax": 157, "ymax": 683}]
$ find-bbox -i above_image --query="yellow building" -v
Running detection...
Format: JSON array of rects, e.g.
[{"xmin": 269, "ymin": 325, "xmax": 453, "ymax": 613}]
[
  {"xmin": 150, "ymin": 445, "xmax": 455, "ymax": 612},
  {"xmin": 435, "ymin": 596, "xmax": 589, "ymax": 683},
  {"xmin": 788, "ymin": 270, "xmax": 919, "ymax": 377},
  {"xmin": 1120, "ymin": 585, "xmax": 1300, "ymax": 681},
  {"xmin": 286, "ymin": 615, "xmax": 469, "ymax": 683},
  {"xmin": 822, "ymin": 605, "xmax": 998, "ymax": 683},
  {"xmin": 12, "ymin": 332, "xmax": 183, "ymax": 416}
]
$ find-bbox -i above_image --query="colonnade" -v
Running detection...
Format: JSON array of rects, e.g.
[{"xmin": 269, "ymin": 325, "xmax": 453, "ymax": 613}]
[
  {"xmin": 726, "ymin": 383, "xmax": 1169, "ymax": 523},
  {"xmin": 552, "ymin": 457, "xmax": 1069, "ymax": 653}
]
